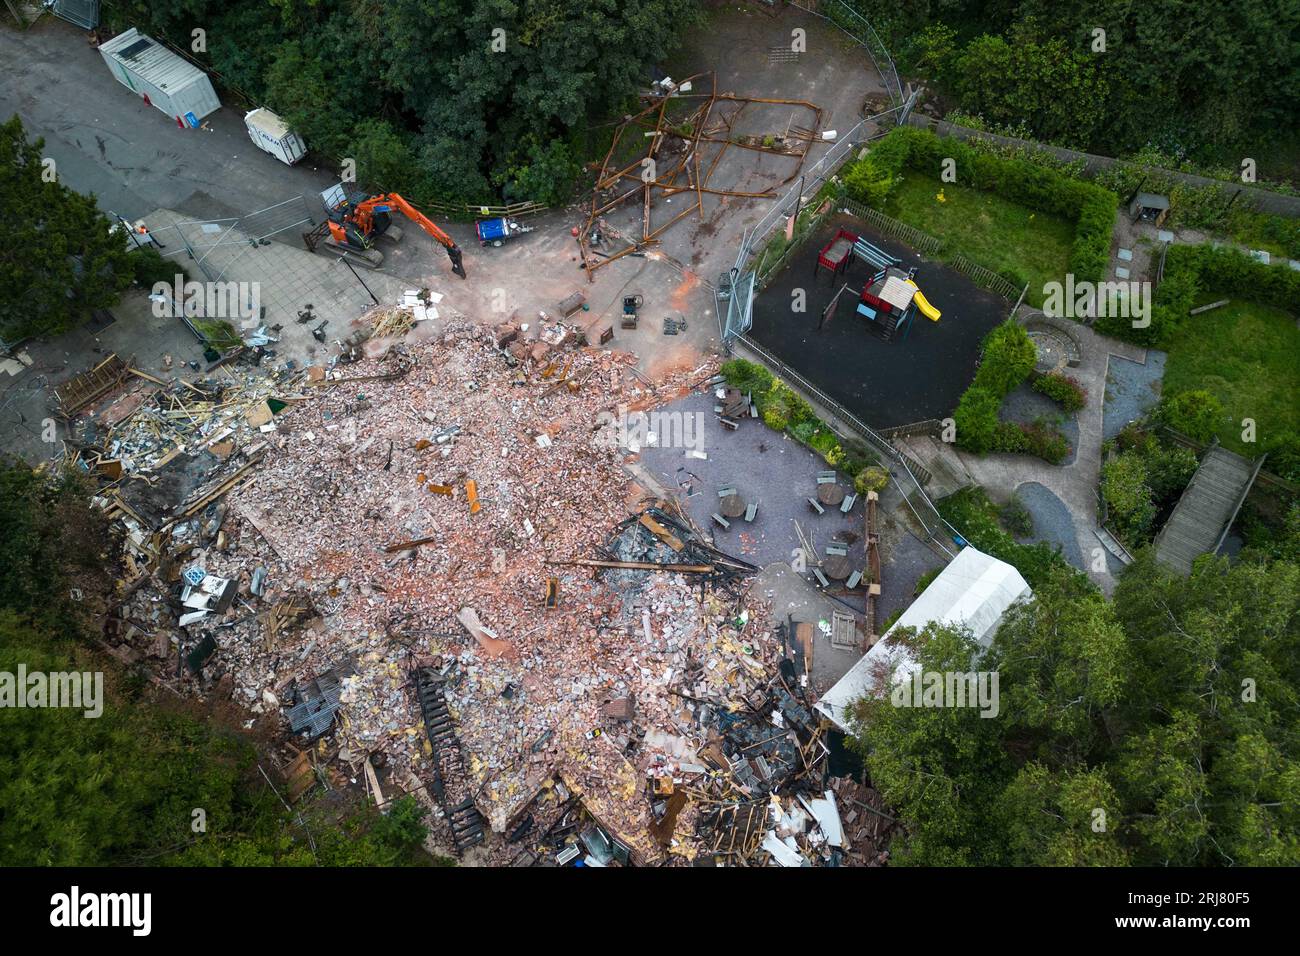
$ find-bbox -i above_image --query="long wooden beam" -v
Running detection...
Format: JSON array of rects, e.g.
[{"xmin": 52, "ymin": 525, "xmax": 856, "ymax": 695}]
[{"xmin": 545, "ymin": 558, "xmax": 716, "ymax": 573}]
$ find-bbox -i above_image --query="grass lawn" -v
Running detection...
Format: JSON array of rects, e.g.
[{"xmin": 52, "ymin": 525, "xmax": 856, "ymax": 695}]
[
  {"xmin": 1161, "ymin": 298, "xmax": 1300, "ymax": 455},
  {"xmin": 883, "ymin": 172, "xmax": 1076, "ymax": 306}
]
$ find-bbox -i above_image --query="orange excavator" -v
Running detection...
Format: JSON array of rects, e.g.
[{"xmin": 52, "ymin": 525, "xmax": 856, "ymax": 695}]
[{"xmin": 312, "ymin": 190, "xmax": 466, "ymax": 278}]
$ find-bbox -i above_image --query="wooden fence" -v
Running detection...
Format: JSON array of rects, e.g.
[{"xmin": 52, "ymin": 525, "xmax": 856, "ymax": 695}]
[
  {"xmin": 950, "ymin": 255, "xmax": 1022, "ymax": 301},
  {"xmin": 879, "ymin": 419, "xmax": 944, "ymax": 439},
  {"xmin": 838, "ymin": 199, "xmax": 942, "ymax": 255}
]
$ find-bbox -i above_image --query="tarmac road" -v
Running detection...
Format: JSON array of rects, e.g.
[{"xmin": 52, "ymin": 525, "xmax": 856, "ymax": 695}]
[{"xmin": 0, "ymin": 18, "xmax": 338, "ymax": 225}]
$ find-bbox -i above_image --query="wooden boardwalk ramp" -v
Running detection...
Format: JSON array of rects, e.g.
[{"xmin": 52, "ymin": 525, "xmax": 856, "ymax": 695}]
[{"xmin": 1155, "ymin": 442, "xmax": 1263, "ymax": 574}]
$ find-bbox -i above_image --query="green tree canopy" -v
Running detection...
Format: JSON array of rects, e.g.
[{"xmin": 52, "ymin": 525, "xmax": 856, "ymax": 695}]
[
  {"xmin": 849, "ymin": 553, "xmax": 1300, "ymax": 866},
  {"xmin": 0, "ymin": 116, "xmax": 134, "ymax": 341}
]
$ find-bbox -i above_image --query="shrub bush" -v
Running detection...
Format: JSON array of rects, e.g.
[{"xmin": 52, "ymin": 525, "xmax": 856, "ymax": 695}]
[
  {"xmin": 1157, "ymin": 389, "xmax": 1223, "ymax": 443},
  {"xmin": 1101, "ymin": 453, "xmax": 1156, "ymax": 542},
  {"xmin": 991, "ymin": 421, "xmax": 1070, "ymax": 464},
  {"xmin": 1017, "ymin": 421, "xmax": 1071, "ymax": 464},
  {"xmin": 999, "ymin": 496, "xmax": 1034, "ymax": 537},
  {"xmin": 720, "ymin": 359, "xmax": 773, "ymax": 396},
  {"xmin": 913, "ymin": 566, "xmax": 942, "ymax": 596},
  {"xmin": 1032, "ymin": 371, "xmax": 1086, "ymax": 412},
  {"xmin": 855, "ymin": 465, "xmax": 890, "ymax": 495},
  {"xmin": 130, "ymin": 247, "xmax": 185, "ymax": 289},
  {"xmin": 953, "ymin": 388, "xmax": 1002, "ymax": 453},
  {"xmin": 761, "ymin": 406, "xmax": 789, "ymax": 432},
  {"xmin": 936, "ymin": 487, "xmax": 1078, "ymax": 588},
  {"xmin": 973, "ymin": 320, "xmax": 1037, "ymax": 396},
  {"xmin": 991, "ymin": 421, "xmax": 1027, "ymax": 453},
  {"xmin": 1262, "ymin": 431, "xmax": 1300, "ymax": 483}
]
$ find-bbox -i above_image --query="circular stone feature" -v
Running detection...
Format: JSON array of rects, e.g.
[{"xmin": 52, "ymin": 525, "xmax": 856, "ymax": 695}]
[{"xmin": 1027, "ymin": 328, "xmax": 1075, "ymax": 374}]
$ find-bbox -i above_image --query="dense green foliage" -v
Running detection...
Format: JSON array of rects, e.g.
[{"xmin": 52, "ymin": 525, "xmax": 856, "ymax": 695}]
[
  {"xmin": 1101, "ymin": 427, "xmax": 1198, "ymax": 547},
  {"xmin": 971, "ymin": 320, "xmax": 1037, "ymax": 396},
  {"xmin": 0, "ymin": 459, "xmax": 441, "ymax": 866},
  {"xmin": 1155, "ymin": 391, "xmax": 1224, "ymax": 445},
  {"xmin": 878, "ymin": 172, "xmax": 1075, "ymax": 307},
  {"xmin": 949, "ymin": 320, "xmax": 1069, "ymax": 463},
  {"xmin": 0, "ymin": 117, "xmax": 134, "ymax": 341},
  {"xmin": 1092, "ymin": 156, "xmax": 1300, "ymax": 259},
  {"xmin": 1032, "ymin": 371, "xmax": 1086, "ymax": 412},
  {"xmin": 936, "ymin": 486, "xmax": 1075, "ymax": 588},
  {"xmin": 1154, "ymin": 296, "xmax": 1300, "ymax": 469},
  {"xmin": 845, "ymin": 127, "xmax": 1117, "ymax": 289},
  {"xmin": 1096, "ymin": 243, "xmax": 1300, "ymax": 346},
  {"xmin": 107, "ymin": 0, "xmax": 700, "ymax": 207},
  {"xmin": 850, "ymin": 547, "xmax": 1300, "ymax": 865},
  {"xmin": 852, "ymin": 0, "xmax": 1300, "ymax": 169},
  {"xmin": 1101, "ymin": 245, "xmax": 1300, "ymax": 475}
]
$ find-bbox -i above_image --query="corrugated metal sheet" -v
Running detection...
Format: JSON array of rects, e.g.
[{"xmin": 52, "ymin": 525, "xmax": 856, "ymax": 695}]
[
  {"xmin": 51, "ymin": 0, "xmax": 100, "ymax": 29},
  {"xmin": 98, "ymin": 28, "xmax": 221, "ymax": 122}
]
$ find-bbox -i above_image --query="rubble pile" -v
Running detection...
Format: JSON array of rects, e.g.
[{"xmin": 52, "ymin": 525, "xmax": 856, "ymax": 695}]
[{"xmin": 89, "ymin": 316, "xmax": 891, "ymax": 866}]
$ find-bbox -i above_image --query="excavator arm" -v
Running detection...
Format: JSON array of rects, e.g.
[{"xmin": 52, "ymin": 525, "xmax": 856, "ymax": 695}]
[{"xmin": 362, "ymin": 193, "xmax": 467, "ymax": 279}]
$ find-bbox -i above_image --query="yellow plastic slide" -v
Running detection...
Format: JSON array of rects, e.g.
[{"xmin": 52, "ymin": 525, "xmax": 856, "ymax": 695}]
[{"xmin": 910, "ymin": 287, "xmax": 942, "ymax": 321}]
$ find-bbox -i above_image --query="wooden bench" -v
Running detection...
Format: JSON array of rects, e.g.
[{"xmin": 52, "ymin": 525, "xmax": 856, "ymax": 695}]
[
  {"xmin": 807, "ymin": 497, "xmax": 824, "ymax": 515},
  {"xmin": 840, "ymin": 493, "xmax": 857, "ymax": 513},
  {"xmin": 711, "ymin": 513, "xmax": 730, "ymax": 529},
  {"xmin": 744, "ymin": 502, "xmax": 758, "ymax": 522}
]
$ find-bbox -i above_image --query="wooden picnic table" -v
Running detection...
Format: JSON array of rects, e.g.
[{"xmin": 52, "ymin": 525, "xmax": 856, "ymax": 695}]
[
  {"xmin": 720, "ymin": 493, "xmax": 746, "ymax": 519},
  {"xmin": 823, "ymin": 554, "xmax": 852, "ymax": 581},
  {"xmin": 816, "ymin": 482, "xmax": 846, "ymax": 507}
]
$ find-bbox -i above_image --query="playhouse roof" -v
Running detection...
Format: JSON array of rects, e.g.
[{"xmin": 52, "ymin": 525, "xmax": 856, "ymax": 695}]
[
  {"xmin": 878, "ymin": 275, "xmax": 916, "ymax": 311},
  {"xmin": 814, "ymin": 546, "xmax": 1032, "ymax": 732}
]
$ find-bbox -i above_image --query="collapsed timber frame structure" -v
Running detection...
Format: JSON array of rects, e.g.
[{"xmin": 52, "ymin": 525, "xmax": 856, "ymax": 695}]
[{"xmin": 578, "ymin": 72, "xmax": 822, "ymax": 280}]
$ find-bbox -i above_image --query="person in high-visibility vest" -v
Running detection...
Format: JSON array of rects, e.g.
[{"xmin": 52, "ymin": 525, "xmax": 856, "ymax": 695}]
[{"xmin": 136, "ymin": 224, "xmax": 166, "ymax": 249}]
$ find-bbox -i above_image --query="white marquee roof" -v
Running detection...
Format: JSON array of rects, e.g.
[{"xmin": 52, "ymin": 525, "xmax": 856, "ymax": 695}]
[{"xmin": 815, "ymin": 546, "xmax": 1031, "ymax": 732}]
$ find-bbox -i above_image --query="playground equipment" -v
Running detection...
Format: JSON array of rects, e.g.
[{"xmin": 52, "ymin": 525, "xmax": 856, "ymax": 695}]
[
  {"xmin": 816, "ymin": 229, "xmax": 858, "ymax": 277},
  {"xmin": 813, "ymin": 229, "xmax": 940, "ymax": 341},
  {"xmin": 904, "ymin": 278, "xmax": 942, "ymax": 321},
  {"xmin": 851, "ymin": 265, "xmax": 941, "ymax": 342}
]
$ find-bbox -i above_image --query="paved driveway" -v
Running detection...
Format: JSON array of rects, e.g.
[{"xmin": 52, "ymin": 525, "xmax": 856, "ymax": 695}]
[{"xmin": 0, "ymin": 19, "xmax": 338, "ymax": 224}]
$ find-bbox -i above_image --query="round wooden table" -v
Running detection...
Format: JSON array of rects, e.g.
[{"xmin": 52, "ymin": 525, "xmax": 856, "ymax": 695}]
[
  {"xmin": 720, "ymin": 493, "xmax": 746, "ymax": 519},
  {"xmin": 823, "ymin": 555, "xmax": 852, "ymax": 580},
  {"xmin": 816, "ymin": 483, "xmax": 846, "ymax": 507}
]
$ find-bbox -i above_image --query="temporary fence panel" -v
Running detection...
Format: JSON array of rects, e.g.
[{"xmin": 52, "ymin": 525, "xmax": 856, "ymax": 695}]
[{"xmin": 51, "ymin": 0, "xmax": 99, "ymax": 28}]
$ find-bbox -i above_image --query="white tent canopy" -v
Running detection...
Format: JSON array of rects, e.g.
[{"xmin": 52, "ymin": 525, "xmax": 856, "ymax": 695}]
[{"xmin": 815, "ymin": 546, "xmax": 1031, "ymax": 732}]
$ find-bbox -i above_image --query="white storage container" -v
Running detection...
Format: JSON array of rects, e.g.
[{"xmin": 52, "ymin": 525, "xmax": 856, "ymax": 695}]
[
  {"xmin": 243, "ymin": 108, "xmax": 307, "ymax": 165},
  {"xmin": 98, "ymin": 28, "xmax": 221, "ymax": 127}
]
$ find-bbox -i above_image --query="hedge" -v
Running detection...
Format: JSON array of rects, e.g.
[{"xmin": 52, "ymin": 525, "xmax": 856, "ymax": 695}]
[
  {"xmin": 972, "ymin": 320, "xmax": 1038, "ymax": 395},
  {"xmin": 1032, "ymin": 371, "xmax": 1087, "ymax": 412},
  {"xmin": 843, "ymin": 126, "xmax": 1118, "ymax": 286}
]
